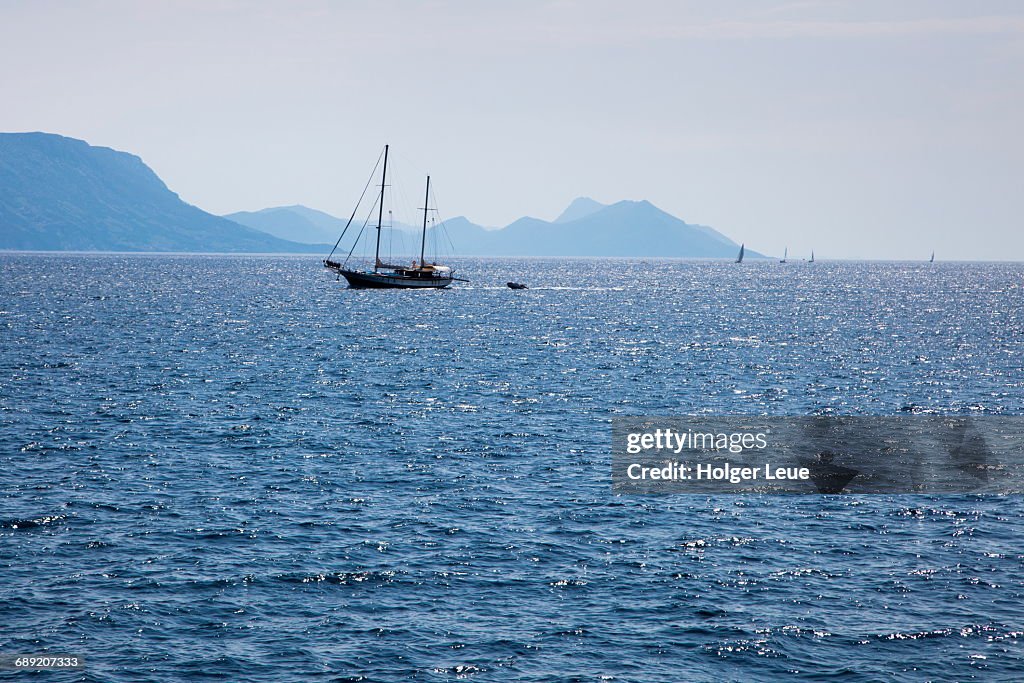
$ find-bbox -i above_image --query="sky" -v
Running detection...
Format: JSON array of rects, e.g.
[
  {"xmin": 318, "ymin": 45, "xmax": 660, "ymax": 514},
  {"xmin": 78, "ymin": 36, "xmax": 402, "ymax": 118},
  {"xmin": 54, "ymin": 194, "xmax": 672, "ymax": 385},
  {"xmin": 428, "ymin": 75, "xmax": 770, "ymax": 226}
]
[{"xmin": 1, "ymin": 0, "xmax": 1022, "ymax": 259}]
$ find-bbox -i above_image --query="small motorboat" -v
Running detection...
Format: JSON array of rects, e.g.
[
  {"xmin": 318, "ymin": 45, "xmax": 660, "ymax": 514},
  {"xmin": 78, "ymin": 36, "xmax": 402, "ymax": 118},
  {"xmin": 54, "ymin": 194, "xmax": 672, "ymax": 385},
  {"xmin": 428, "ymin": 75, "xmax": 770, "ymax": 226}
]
[{"xmin": 507, "ymin": 282, "xmax": 528, "ymax": 290}]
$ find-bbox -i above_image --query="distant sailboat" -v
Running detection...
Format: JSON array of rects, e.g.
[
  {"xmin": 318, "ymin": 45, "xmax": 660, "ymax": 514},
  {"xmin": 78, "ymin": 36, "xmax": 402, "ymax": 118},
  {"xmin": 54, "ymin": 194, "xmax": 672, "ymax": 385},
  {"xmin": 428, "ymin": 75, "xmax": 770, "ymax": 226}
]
[
  {"xmin": 779, "ymin": 247, "xmax": 787, "ymax": 264},
  {"xmin": 735, "ymin": 244, "xmax": 744, "ymax": 263},
  {"xmin": 809, "ymin": 251, "xmax": 814, "ymax": 263},
  {"xmin": 930, "ymin": 251, "xmax": 935, "ymax": 263}
]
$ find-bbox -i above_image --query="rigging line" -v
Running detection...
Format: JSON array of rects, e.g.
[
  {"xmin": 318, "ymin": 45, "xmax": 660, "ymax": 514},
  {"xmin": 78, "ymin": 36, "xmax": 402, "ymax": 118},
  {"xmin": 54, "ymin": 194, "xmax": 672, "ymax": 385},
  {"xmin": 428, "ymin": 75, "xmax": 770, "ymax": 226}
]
[
  {"xmin": 342, "ymin": 192, "xmax": 381, "ymax": 267},
  {"xmin": 390, "ymin": 149, "xmax": 430, "ymax": 183},
  {"xmin": 327, "ymin": 145, "xmax": 387, "ymax": 261},
  {"xmin": 392, "ymin": 161, "xmax": 417, "ymax": 261},
  {"xmin": 385, "ymin": 158, "xmax": 397, "ymax": 263},
  {"xmin": 344, "ymin": 223, "xmax": 368, "ymax": 266},
  {"xmin": 391, "ymin": 151, "xmax": 430, "ymax": 241},
  {"xmin": 386, "ymin": 157, "xmax": 408, "ymax": 259},
  {"xmin": 387, "ymin": 209, "xmax": 394, "ymax": 262},
  {"xmin": 429, "ymin": 185, "xmax": 458, "ymax": 257},
  {"xmin": 418, "ymin": 181, "xmax": 439, "ymax": 260},
  {"xmin": 388, "ymin": 157, "xmax": 408, "ymax": 262}
]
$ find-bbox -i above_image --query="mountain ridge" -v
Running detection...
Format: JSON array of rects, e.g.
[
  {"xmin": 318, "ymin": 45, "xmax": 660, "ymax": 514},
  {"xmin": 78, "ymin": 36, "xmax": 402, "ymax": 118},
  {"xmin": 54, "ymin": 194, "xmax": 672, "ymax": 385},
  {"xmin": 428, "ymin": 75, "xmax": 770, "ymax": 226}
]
[
  {"xmin": 555, "ymin": 196, "xmax": 606, "ymax": 223},
  {"xmin": 0, "ymin": 131, "xmax": 761, "ymax": 257},
  {"xmin": 230, "ymin": 199, "xmax": 764, "ymax": 259},
  {"xmin": 0, "ymin": 132, "xmax": 323, "ymax": 253}
]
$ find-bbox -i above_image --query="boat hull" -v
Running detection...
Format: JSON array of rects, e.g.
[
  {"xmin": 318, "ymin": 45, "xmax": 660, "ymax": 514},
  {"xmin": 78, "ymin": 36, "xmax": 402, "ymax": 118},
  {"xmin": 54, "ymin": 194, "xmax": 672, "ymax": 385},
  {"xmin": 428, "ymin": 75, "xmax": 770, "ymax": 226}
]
[{"xmin": 339, "ymin": 269, "xmax": 452, "ymax": 289}]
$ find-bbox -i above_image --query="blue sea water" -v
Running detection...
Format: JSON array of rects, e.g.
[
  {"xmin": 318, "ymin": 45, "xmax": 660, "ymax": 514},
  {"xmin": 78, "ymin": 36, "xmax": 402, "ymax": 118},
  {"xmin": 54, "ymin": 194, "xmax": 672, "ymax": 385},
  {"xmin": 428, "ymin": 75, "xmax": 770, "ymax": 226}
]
[{"xmin": 1, "ymin": 254, "xmax": 1022, "ymax": 682}]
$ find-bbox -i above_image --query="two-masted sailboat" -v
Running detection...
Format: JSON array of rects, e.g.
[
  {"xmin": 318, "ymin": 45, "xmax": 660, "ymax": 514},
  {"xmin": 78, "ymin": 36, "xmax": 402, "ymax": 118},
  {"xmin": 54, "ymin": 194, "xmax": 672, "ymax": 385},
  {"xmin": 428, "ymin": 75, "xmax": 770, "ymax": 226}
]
[{"xmin": 324, "ymin": 145, "xmax": 459, "ymax": 289}]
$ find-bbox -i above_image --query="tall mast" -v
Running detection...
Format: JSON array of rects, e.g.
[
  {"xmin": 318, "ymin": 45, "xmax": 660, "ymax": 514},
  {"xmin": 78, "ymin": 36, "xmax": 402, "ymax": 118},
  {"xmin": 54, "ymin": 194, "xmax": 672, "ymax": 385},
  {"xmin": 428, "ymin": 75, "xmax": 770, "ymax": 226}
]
[
  {"xmin": 420, "ymin": 175, "xmax": 430, "ymax": 267},
  {"xmin": 374, "ymin": 144, "xmax": 389, "ymax": 272}
]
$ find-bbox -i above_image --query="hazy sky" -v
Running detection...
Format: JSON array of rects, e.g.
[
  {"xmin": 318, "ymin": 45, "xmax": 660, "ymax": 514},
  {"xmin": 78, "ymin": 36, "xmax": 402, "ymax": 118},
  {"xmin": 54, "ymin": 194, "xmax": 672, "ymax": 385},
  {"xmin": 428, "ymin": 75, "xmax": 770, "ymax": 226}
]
[{"xmin": 2, "ymin": 1, "xmax": 1022, "ymax": 259}]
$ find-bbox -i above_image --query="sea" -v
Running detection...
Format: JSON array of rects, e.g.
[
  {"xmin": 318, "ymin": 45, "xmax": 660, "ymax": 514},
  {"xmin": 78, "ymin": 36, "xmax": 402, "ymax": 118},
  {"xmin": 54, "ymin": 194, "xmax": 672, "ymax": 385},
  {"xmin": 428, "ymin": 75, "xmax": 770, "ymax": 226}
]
[{"xmin": 1, "ymin": 254, "xmax": 1022, "ymax": 682}]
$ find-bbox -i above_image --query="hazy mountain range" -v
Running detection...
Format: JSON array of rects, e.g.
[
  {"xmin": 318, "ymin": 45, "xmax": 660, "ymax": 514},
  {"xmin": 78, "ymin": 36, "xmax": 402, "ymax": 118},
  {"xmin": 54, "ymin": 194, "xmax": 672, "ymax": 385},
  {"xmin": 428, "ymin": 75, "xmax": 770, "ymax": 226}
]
[
  {"xmin": 229, "ymin": 197, "xmax": 763, "ymax": 258},
  {"xmin": 1, "ymin": 131, "xmax": 761, "ymax": 257},
  {"xmin": 224, "ymin": 204, "xmax": 347, "ymax": 246}
]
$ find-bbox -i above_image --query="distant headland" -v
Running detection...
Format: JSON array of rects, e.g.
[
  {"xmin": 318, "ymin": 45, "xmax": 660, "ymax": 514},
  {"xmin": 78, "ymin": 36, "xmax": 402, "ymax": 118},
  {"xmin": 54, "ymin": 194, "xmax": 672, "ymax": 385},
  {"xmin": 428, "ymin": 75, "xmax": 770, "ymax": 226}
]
[
  {"xmin": 1, "ymin": 132, "xmax": 762, "ymax": 257},
  {"xmin": 0, "ymin": 132, "xmax": 319, "ymax": 253}
]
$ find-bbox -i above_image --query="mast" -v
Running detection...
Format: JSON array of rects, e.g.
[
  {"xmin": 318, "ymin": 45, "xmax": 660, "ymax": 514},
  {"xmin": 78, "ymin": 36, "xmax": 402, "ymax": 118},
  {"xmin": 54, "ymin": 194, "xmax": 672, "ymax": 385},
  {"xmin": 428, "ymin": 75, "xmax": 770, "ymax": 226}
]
[
  {"xmin": 420, "ymin": 175, "xmax": 430, "ymax": 267},
  {"xmin": 374, "ymin": 144, "xmax": 389, "ymax": 272}
]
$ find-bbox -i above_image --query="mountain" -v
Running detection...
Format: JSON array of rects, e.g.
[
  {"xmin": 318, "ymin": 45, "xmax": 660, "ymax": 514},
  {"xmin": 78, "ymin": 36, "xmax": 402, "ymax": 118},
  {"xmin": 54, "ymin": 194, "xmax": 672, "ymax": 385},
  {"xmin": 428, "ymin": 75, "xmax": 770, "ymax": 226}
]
[
  {"xmin": 433, "ymin": 199, "xmax": 763, "ymax": 258},
  {"xmin": 225, "ymin": 205, "xmax": 344, "ymax": 245},
  {"xmin": 0, "ymin": 132, "xmax": 321, "ymax": 252},
  {"xmin": 227, "ymin": 205, "xmax": 431, "ymax": 246},
  {"xmin": 554, "ymin": 196, "xmax": 606, "ymax": 223},
  {"xmin": 421, "ymin": 200, "xmax": 761, "ymax": 259},
  {"xmin": 234, "ymin": 198, "xmax": 761, "ymax": 258}
]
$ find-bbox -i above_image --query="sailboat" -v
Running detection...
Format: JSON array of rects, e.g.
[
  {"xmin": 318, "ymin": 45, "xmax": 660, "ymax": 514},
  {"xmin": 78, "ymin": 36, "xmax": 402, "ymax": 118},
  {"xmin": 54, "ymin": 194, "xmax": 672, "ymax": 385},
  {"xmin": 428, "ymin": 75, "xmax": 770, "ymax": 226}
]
[
  {"xmin": 809, "ymin": 251, "xmax": 815, "ymax": 263},
  {"xmin": 323, "ymin": 145, "xmax": 460, "ymax": 289},
  {"xmin": 735, "ymin": 244, "xmax": 744, "ymax": 263},
  {"xmin": 930, "ymin": 251, "xmax": 935, "ymax": 263},
  {"xmin": 779, "ymin": 247, "xmax": 787, "ymax": 264}
]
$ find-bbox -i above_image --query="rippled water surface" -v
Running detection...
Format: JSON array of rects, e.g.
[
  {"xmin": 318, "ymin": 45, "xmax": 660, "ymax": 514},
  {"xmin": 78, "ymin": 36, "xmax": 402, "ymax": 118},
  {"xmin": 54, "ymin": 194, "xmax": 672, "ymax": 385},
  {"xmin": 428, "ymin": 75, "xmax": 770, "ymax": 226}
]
[{"xmin": 1, "ymin": 254, "xmax": 1022, "ymax": 681}]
